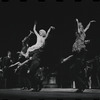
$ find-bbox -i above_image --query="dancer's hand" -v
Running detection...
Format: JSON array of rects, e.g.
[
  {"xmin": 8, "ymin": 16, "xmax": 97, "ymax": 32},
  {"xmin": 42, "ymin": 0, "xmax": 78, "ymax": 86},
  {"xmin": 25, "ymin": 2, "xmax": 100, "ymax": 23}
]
[
  {"xmin": 29, "ymin": 30, "xmax": 34, "ymax": 35},
  {"xmin": 33, "ymin": 21, "xmax": 37, "ymax": 31},
  {"xmin": 50, "ymin": 26, "xmax": 55, "ymax": 29},
  {"xmin": 90, "ymin": 20, "xmax": 96, "ymax": 23},
  {"xmin": 30, "ymin": 30, "xmax": 33, "ymax": 34},
  {"xmin": 76, "ymin": 18, "xmax": 78, "ymax": 22},
  {"xmin": 85, "ymin": 40, "xmax": 90, "ymax": 44},
  {"xmin": 61, "ymin": 58, "xmax": 64, "ymax": 63}
]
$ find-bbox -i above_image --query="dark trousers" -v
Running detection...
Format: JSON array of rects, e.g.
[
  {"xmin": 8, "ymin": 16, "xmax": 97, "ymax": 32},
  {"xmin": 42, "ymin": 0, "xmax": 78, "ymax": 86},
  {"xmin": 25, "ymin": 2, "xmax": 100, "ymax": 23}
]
[
  {"xmin": 29, "ymin": 59, "xmax": 41, "ymax": 89},
  {"xmin": 17, "ymin": 65, "xmax": 31, "ymax": 89},
  {"xmin": 71, "ymin": 51, "xmax": 87, "ymax": 90}
]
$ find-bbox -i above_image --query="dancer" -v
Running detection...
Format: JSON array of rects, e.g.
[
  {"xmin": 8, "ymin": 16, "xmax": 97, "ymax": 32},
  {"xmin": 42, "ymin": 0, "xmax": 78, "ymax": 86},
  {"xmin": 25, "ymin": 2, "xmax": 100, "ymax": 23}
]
[
  {"xmin": 2, "ymin": 51, "xmax": 14, "ymax": 88},
  {"xmin": 25, "ymin": 23, "xmax": 55, "ymax": 91},
  {"xmin": 16, "ymin": 31, "xmax": 33, "ymax": 89},
  {"xmin": 72, "ymin": 19, "xmax": 96, "ymax": 93},
  {"xmin": 72, "ymin": 18, "xmax": 95, "ymax": 53},
  {"xmin": 21, "ymin": 22, "xmax": 55, "ymax": 58},
  {"xmin": 61, "ymin": 18, "xmax": 95, "ymax": 92},
  {"xmin": 18, "ymin": 30, "xmax": 33, "ymax": 59},
  {"xmin": 61, "ymin": 19, "xmax": 95, "ymax": 63}
]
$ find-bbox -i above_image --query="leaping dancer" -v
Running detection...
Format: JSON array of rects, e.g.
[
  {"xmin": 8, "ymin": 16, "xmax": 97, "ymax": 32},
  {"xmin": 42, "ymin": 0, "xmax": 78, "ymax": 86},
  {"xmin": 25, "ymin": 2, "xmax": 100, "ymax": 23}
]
[
  {"xmin": 72, "ymin": 18, "xmax": 96, "ymax": 53},
  {"xmin": 20, "ymin": 22, "xmax": 55, "ymax": 58},
  {"xmin": 61, "ymin": 19, "xmax": 96, "ymax": 63}
]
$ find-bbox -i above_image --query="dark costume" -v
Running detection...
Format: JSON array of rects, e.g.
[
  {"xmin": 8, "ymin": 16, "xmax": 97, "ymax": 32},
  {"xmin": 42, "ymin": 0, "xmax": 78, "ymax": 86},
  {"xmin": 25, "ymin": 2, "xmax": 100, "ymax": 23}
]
[
  {"xmin": 16, "ymin": 56, "xmax": 31, "ymax": 89},
  {"xmin": 71, "ymin": 34, "xmax": 88, "ymax": 92},
  {"xmin": 16, "ymin": 33, "xmax": 32, "ymax": 89},
  {"xmin": 28, "ymin": 49, "xmax": 43, "ymax": 91},
  {"xmin": 2, "ymin": 56, "xmax": 13, "ymax": 88}
]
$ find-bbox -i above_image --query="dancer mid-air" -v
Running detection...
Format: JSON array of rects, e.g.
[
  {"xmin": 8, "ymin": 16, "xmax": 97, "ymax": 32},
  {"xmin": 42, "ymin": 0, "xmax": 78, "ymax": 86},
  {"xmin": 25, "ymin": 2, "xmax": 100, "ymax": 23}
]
[
  {"xmin": 62, "ymin": 19, "xmax": 96, "ymax": 63},
  {"xmin": 72, "ymin": 18, "xmax": 95, "ymax": 53},
  {"xmin": 21, "ymin": 22, "xmax": 55, "ymax": 58}
]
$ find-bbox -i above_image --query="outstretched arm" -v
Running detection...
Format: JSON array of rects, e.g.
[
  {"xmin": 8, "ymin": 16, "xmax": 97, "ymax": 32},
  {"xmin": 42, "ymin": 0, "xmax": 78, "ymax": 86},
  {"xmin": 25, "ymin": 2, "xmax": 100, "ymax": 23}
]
[
  {"xmin": 84, "ymin": 20, "xmax": 96, "ymax": 32},
  {"xmin": 22, "ymin": 30, "xmax": 33, "ymax": 43},
  {"xmin": 28, "ymin": 30, "xmax": 33, "ymax": 37},
  {"xmin": 45, "ymin": 26, "xmax": 55, "ymax": 39},
  {"xmin": 84, "ymin": 40, "xmax": 90, "ymax": 44},
  {"xmin": 22, "ymin": 37, "xmax": 28, "ymax": 43}
]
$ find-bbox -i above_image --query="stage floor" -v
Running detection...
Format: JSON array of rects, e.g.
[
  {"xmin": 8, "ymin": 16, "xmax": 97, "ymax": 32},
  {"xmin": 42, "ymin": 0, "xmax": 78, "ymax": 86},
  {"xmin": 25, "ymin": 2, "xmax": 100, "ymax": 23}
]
[{"xmin": 0, "ymin": 88, "xmax": 100, "ymax": 99}]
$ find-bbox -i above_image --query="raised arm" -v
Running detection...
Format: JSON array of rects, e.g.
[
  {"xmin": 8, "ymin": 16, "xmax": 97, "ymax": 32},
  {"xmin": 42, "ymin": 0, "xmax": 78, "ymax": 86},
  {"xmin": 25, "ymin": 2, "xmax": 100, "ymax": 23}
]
[
  {"xmin": 76, "ymin": 18, "xmax": 80, "ymax": 33},
  {"xmin": 76, "ymin": 18, "xmax": 79, "ymax": 25},
  {"xmin": 84, "ymin": 20, "xmax": 96, "ymax": 32},
  {"xmin": 45, "ymin": 26, "xmax": 55, "ymax": 39},
  {"xmin": 33, "ymin": 23, "xmax": 39, "ymax": 37}
]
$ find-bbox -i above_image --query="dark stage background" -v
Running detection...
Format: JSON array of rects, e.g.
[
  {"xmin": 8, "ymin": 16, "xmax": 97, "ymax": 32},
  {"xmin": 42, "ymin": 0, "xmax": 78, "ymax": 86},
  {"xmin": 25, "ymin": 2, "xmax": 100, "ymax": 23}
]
[{"xmin": 0, "ymin": 0, "xmax": 100, "ymax": 66}]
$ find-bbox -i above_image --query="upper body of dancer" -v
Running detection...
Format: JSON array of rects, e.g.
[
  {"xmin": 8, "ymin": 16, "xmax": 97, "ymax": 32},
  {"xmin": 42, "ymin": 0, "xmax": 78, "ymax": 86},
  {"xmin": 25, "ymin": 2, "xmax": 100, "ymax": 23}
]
[
  {"xmin": 3, "ymin": 51, "xmax": 13, "ymax": 69},
  {"xmin": 72, "ymin": 18, "xmax": 95, "ymax": 53},
  {"xmin": 21, "ymin": 22, "xmax": 55, "ymax": 58}
]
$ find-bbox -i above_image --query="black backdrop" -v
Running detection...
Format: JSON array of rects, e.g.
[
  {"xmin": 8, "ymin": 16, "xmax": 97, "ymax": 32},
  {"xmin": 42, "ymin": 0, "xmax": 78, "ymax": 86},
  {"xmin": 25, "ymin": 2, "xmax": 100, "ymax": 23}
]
[{"xmin": 0, "ymin": 0, "xmax": 100, "ymax": 65}]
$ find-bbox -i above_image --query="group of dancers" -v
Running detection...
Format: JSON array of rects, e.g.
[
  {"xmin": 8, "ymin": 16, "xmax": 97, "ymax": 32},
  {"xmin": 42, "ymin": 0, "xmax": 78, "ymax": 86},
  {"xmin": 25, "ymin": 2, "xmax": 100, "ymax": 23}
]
[
  {"xmin": 0, "ymin": 23, "xmax": 55, "ymax": 91},
  {"xmin": 0, "ymin": 18, "xmax": 99, "ymax": 93}
]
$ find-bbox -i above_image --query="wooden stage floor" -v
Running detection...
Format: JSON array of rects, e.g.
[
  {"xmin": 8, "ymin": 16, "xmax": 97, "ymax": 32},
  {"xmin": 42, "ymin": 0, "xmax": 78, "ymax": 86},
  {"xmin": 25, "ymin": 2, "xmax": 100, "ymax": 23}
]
[
  {"xmin": 0, "ymin": 88, "xmax": 100, "ymax": 99},
  {"xmin": 0, "ymin": 88, "xmax": 100, "ymax": 100}
]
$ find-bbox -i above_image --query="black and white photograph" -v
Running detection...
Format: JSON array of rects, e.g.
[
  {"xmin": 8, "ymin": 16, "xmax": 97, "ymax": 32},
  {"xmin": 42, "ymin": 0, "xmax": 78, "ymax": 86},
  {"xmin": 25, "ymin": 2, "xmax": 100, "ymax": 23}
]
[{"xmin": 0, "ymin": 0, "xmax": 100, "ymax": 99}]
